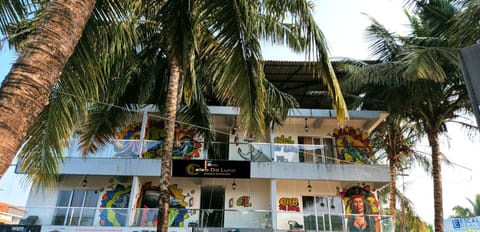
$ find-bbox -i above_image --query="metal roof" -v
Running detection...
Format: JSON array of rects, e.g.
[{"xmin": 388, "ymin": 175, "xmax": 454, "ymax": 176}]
[{"xmin": 263, "ymin": 60, "xmax": 333, "ymax": 109}]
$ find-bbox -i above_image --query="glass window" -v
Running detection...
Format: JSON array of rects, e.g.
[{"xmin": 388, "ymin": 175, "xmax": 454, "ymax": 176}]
[
  {"xmin": 302, "ymin": 195, "xmax": 344, "ymax": 232},
  {"xmin": 52, "ymin": 189, "xmax": 100, "ymax": 226},
  {"xmin": 298, "ymin": 137, "xmax": 336, "ymax": 164}
]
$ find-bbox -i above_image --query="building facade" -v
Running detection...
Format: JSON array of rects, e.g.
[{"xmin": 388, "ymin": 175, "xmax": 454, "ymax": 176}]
[{"xmin": 17, "ymin": 61, "xmax": 393, "ymax": 232}]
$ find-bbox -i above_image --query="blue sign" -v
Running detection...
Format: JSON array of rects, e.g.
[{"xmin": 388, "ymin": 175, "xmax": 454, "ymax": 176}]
[{"xmin": 445, "ymin": 217, "xmax": 480, "ymax": 232}]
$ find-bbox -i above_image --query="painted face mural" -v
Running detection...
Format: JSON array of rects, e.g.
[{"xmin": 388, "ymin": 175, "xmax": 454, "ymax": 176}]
[
  {"xmin": 341, "ymin": 185, "xmax": 380, "ymax": 232},
  {"xmin": 135, "ymin": 182, "xmax": 194, "ymax": 227},
  {"xmin": 333, "ymin": 127, "xmax": 373, "ymax": 164},
  {"xmin": 99, "ymin": 184, "xmax": 131, "ymax": 226}
]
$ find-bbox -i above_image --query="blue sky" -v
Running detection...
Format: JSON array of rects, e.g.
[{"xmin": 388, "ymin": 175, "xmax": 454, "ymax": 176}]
[
  {"xmin": 0, "ymin": 0, "xmax": 479, "ymax": 224},
  {"xmin": 0, "ymin": 47, "xmax": 16, "ymax": 84}
]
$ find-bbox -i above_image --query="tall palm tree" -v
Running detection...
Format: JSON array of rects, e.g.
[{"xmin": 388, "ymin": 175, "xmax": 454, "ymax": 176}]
[
  {"xmin": 370, "ymin": 115, "xmax": 430, "ymax": 227},
  {"xmin": 0, "ymin": 0, "xmax": 96, "ymax": 178},
  {"xmin": 340, "ymin": 19, "xmax": 429, "ymax": 227},
  {"xmin": 6, "ymin": 0, "xmax": 144, "ymax": 186},
  {"xmin": 377, "ymin": 186, "xmax": 430, "ymax": 231},
  {"xmin": 345, "ymin": 1, "xmax": 472, "ymax": 230},
  {"xmin": 141, "ymin": 1, "xmax": 348, "ymax": 230},
  {"xmin": 2, "ymin": 1, "xmax": 348, "ymax": 231},
  {"xmin": 342, "ymin": 62, "xmax": 430, "ymax": 228}
]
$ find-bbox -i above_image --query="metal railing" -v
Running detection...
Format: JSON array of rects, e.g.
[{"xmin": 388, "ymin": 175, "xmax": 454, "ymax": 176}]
[{"xmin": 19, "ymin": 207, "xmax": 393, "ymax": 231}]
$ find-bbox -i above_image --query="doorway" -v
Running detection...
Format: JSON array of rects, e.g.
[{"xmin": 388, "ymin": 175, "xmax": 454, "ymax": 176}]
[{"xmin": 200, "ymin": 186, "xmax": 225, "ymax": 227}]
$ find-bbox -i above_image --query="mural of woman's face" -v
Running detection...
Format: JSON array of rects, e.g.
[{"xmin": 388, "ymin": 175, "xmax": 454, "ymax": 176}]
[{"xmin": 352, "ymin": 196, "xmax": 364, "ymax": 213}]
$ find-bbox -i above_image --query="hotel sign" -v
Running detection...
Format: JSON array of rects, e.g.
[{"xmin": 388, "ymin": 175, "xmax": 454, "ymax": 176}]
[
  {"xmin": 172, "ymin": 160, "xmax": 250, "ymax": 178},
  {"xmin": 445, "ymin": 217, "xmax": 480, "ymax": 232}
]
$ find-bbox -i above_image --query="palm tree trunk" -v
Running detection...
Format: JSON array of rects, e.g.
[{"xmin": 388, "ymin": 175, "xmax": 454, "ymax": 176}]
[
  {"xmin": 157, "ymin": 58, "xmax": 180, "ymax": 232},
  {"xmin": 0, "ymin": 0, "xmax": 96, "ymax": 177},
  {"xmin": 428, "ymin": 131, "xmax": 443, "ymax": 232},
  {"xmin": 389, "ymin": 157, "xmax": 397, "ymax": 227}
]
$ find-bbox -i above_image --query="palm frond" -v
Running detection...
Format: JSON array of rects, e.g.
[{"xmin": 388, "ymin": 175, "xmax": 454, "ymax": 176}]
[
  {"xmin": 263, "ymin": 79, "xmax": 299, "ymax": 125},
  {"xmin": 176, "ymin": 80, "xmax": 214, "ymax": 145},
  {"xmin": 200, "ymin": 0, "xmax": 266, "ymax": 138},
  {"xmin": 449, "ymin": 0, "xmax": 480, "ymax": 46},
  {"xmin": 400, "ymin": 45, "xmax": 459, "ymax": 81},
  {"xmin": 79, "ymin": 105, "xmax": 138, "ymax": 155},
  {"xmin": 17, "ymin": 89, "xmax": 82, "ymax": 188},
  {"xmin": 263, "ymin": 0, "xmax": 348, "ymax": 124},
  {"xmin": 364, "ymin": 14, "xmax": 403, "ymax": 62}
]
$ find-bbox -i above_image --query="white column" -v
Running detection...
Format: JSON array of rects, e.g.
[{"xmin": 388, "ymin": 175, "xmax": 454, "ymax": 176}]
[
  {"xmin": 127, "ymin": 176, "xmax": 140, "ymax": 226},
  {"xmin": 270, "ymin": 179, "xmax": 277, "ymax": 231}
]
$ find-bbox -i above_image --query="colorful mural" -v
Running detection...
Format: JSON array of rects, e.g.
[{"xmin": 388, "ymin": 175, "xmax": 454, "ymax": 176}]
[
  {"xmin": 172, "ymin": 130, "xmax": 202, "ymax": 160},
  {"xmin": 278, "ymin": 197, "xmax": 300, "ymax": 212},
  {"xmin": 114, "ymin": 121, "xmax": 202, "ymax": 159},
  {"xmin": 332, "ymin": 127, "xmax": 373, "ymax": 164},
  {"xmin": 114, "ymin": 125, "xmax": 142, "ymax": 158},
  {"xmin": 99, "ymin": 184, "xmax": 131, "ymax": 226},
  {"xmin": 236, "ymin": 196, "xmax": 252, "ymax": 207},
  {"xmin": 135, "ymin": 182, "xmax": 194, "ymax": 227},
  {"xmin": 341, "ymin": 185, "xmax": 380, "ymax": 232}
]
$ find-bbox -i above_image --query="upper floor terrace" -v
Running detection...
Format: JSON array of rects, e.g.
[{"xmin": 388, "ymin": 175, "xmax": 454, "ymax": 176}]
[
  {"xmin": 15, "ymin": 60, "xmax": 390, "ymax": 185},
  {"xmin": 23, "ymin": 105, "xmax": 390, "ymax": 186}
]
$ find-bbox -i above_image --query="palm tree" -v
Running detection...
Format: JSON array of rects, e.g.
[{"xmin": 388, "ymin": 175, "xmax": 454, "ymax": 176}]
[
  {"xmin": 2, "ymin": 1, "xmax": 349, "ymax": 231},
  {"xmin": 5, "ymin": 0, "xmax": 144, "ymax": 186},
  {"xmin": 0, "ymin": 0, "xmax": 96, "ymax": 178},
  {"xmin": 142, "ymin": 1, "xmax": 348, "ymax": 230},
  {"xmin": 452, "ymin": 194, "xmax": 480, "ymax": 218},
  {"xmin": 377, "ymin": 186, "xmax": 430, "ymax": 231},
  {"xmin": 369, "ymin": 114, "xmax": 430, "ymax": 228},
  {"xmin": 342, "ymin": 62, "xmax": 431, "ymax": 228},
  {"xmin": 345, "ymin": 1, "xmax": 473, "ymax": 230}
]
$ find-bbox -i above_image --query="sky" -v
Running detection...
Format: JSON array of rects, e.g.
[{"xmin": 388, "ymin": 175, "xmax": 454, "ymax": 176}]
[{"xmin": 0, "ymin": 0, "xmax": 479, "ymax": 225}]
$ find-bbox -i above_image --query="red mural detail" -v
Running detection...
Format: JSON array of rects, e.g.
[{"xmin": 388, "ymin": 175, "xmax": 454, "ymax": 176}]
[
  {"xmin": 278, "ymin": 197, "xmax": 300, "ymax": 212},
  {"xmin": 332, "ymin": 127, "xmax": 373, "ymax": 164}
]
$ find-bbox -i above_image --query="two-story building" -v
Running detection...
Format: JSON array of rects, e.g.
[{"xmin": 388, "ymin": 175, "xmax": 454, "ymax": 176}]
[{"xmin": 17, "ymin": 61, "xmax": 392, "ymax": 232}]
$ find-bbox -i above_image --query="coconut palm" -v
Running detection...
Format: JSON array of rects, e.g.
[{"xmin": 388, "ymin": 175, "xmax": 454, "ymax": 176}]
[
  {"xmin": 342, "ymin": 62, "xmax": 431, "ymax": 228},
  {"xmin": 1, "ymin": 0, "xmax": 349, "ymax": 231},
  {"xmin": 344, "ymin": 1, "xmax": 473, "ymax": 230},
  {"xmin": 370, "ymin": 114, "xmax": 430, "ymax": 227},
  {"xmin": 3, "ymin": 0, "xmax": 146, "ymax": 186},
  {"xmin": 139, "ymin": 1, "xmax": 348, "ymax": 230},
  {"xmin": 377, "ymin": 186, "xmax": 430, "ymax": 231},
  {"xmin": 0, "ymin": 0, "xmax": 97, "ymax": 178},
  {"xmin": 0, "ymin": 0, "xmax": 348, "ymax": 181}
]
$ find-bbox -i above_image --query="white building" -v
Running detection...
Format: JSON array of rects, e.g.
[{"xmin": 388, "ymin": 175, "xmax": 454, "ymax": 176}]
[{"xmin": 16, "ymin": 61, "xmax": 392, "ymax": 232}]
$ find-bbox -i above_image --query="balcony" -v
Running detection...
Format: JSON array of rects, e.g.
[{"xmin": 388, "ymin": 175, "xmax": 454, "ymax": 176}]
[
  {"xmin": 30, "ymin": 139, "xmax": 387, "ymax": 184},
  {"xmin": 64, "ymin": 139, "xmax": 360, "ymax": 164},
  {"xmin": 17, "ymin": 207, "xmax": 394, "ymax": 232}
]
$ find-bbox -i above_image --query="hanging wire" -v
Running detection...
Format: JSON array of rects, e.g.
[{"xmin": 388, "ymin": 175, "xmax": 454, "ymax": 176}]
[{"xmin": 55, "ymin": 90, "xmax": 469, "ymax": 176}]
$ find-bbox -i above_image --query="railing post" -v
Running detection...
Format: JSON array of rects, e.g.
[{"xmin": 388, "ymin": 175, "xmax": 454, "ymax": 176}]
[
  {"xmin": 138, "ymin": 108, "xmax": 149, "ymax": 158},
  {"xmin": 269, "ymin": 121, "xmax": 274, "ymax": 161}
]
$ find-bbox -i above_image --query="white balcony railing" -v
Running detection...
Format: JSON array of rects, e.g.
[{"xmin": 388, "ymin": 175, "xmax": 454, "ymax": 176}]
[
  {"xmin": 18, "ymin": 207, "xmax": 393, "ymax": 231},
  {"xmin": 65, "ymin": 139, "xmax": 349, "ymax": 165}
]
